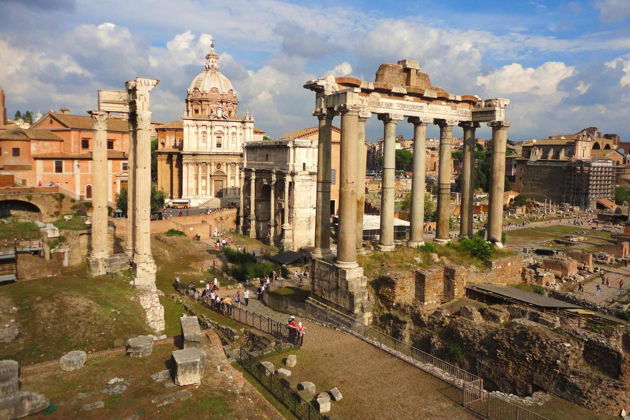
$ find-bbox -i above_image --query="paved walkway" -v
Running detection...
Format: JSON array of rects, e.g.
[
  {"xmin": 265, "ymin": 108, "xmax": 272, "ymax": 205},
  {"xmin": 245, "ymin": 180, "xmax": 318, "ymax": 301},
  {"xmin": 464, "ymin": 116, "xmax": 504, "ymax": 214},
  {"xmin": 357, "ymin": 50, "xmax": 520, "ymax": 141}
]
[
  {"xmin": 210, "ymin": 286, "xmax": 475, "ymax": 419},
  {"xmin": 577, "ymin": 267, "xmax": 630, "ymax": 305}
]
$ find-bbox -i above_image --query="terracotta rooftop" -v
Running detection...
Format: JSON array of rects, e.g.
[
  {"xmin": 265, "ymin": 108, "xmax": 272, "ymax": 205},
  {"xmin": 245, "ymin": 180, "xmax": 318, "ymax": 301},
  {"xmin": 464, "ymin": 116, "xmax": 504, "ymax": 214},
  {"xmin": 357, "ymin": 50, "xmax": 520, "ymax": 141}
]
[
  {"xmin": 0, "ymin": 128, "xmax": 62, "ymax": 141},
  {"xmin": 279, "ymin": 126, "xmax": 341, "ymax": 140},
  {"xmin": 32, "ymin": 151, "xmax": 127, "ymax": 159},
  {"xmin": 254, "ymin": 127, "xmax": 266, "ymax": 134},
  {"xmin": 37, "ymin": 112, "xmax": 130, "ymax": 132},
  {"xmin": 156, "ymin": 121, "xmax": 184, "ymax": 130}
]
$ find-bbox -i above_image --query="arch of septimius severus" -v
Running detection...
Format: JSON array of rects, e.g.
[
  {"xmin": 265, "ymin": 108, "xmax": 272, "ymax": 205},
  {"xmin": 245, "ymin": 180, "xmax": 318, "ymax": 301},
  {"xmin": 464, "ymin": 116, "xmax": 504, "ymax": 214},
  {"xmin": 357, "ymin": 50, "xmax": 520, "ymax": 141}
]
[{"xmin": 304, "ymin": 59, "xmax": 509, "ymax": 325}]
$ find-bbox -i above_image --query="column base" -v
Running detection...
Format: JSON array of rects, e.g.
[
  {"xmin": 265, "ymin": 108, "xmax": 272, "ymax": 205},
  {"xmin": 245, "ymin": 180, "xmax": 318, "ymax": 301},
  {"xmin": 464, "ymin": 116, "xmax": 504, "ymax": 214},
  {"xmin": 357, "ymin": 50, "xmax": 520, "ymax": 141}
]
[
  {"xmin": 490, "ymin": 240, "xmax": 504, "ymax": 249},
  {"xmin": 378, "ymin": 244, "xmax": 395, "ymax": 252},
  {"xmin": 334, "ymin": 260, "xmax": 359, "ymax": 269},
  {"xmin": 356, "ymin": 247, "xmax": 367, "ymax": 255},
  {"xmin": 407, "ymin": 241, "xmax": 425, "ymax": 248},
  {"xmin": 87, "ymin": 256, "xmax": 107, "ymax": 277},
  {"xmin": 88, "ymin": 253, "xmax": 131, "ymax": 277},
  {"xmin": 433, "ymin": 238, "xmax": 450, "ymax": 245},
  {"xmin": 133, "ymin": 257, "xmax": 156, "ymax": 287}
]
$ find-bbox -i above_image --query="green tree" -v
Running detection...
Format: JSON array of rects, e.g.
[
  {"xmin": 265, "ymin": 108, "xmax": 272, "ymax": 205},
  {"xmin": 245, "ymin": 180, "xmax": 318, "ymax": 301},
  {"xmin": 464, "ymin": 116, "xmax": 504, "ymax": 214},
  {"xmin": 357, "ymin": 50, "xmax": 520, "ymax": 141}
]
[
  {"xmin": 615, "ymin": 186, "xmax": 629, "ymax": 205},
  {"xmin": 513, "ymin": 194, "xmax": 527, "ymax": 207},
  {"xmin": 14, "ymin": 110, "xmax": 21, "ymax": 120},
  {"xmin": 116, "ymin": 185, "xmax": 165, "ymax": 216},
  {"xmin": 151, "ymin": 139, "xmax": 158, "ymax": 183},
  {"xmin": 24, "ymin": 111, "xmax": 33, "ymax": 124},
  {"xmin": 395, "ymin": 149, "xmax": 413, "ymax": 171}
]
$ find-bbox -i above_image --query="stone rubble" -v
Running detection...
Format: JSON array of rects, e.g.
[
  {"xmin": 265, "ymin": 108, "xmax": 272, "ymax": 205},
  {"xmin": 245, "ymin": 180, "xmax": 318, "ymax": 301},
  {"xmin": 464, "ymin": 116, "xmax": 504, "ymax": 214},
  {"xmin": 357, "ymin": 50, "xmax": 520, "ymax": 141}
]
[
  {"xmin": 276, "ymin": 368, "xmax": 291, "ymax": 379},
  {"xmin": 180, "ymin": 315, "xmax": 203, "ymax": 348},
  {"xmin": 329, "ymin": 387, "xmax": 343, "ymax": 402},
  {"xmin": 285, "ymin": 354, "xmax": 297, "ymax": 368},
  {"xmin": 125, "ymin": 335, "xmax": 154, "ymax": 358},
  {"xmin": 101, "ymin": 378, "xmax": 130, "ymax": 395},
  {"xmin": 0, "ymin": 360, "xmax": 19, "ymax": 397},
  {"xmin": 81, "ymin": 400, "xmax": 104, "ymax": 411},
  {"xmin": 59, "ymin": 350, "xmax": 87, "ymax": 371}
]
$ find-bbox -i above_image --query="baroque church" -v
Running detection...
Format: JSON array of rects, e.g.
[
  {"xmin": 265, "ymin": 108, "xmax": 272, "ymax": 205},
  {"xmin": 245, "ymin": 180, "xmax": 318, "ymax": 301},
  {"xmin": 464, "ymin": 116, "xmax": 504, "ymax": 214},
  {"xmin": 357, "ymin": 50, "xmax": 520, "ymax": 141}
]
[{"xmin": 156, "ymin": 41, "xmax": 263, "ymax": 207}]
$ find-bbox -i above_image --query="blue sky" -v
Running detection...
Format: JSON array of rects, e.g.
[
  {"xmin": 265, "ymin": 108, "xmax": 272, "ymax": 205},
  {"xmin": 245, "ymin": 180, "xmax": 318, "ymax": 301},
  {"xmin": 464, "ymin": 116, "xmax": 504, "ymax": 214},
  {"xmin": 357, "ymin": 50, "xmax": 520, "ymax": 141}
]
[{"xmin": 1, "ymin": 0, "xmax": 630, "ymax": 141}]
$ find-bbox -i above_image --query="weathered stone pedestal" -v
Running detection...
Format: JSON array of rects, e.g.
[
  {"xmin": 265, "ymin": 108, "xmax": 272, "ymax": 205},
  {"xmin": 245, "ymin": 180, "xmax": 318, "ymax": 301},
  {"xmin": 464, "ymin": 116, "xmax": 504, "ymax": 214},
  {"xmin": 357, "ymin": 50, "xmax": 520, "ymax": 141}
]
[
  {"xmin": 180, "ymin": 316, "xmax": 202, "ymax": 348},
  {"xmin": 311, "ymin": 259, "xmax": 372, "ymax": 325},
  {"xmin": 126, "ymin": 335, "xmax": 154, "ymax": 358},
  {"xmin": 88, "ymin": 253, "xmax": 131, "ymax": 277},
  {"xmin": 0, "ymin": 360, "xmax": 48, "ymax": 419},
  {"xmin": 172, "ymin": 348, "xmax": 206, "ymax": 386},
  {"xmin": 0, "ymin": 360, "xmax": 18, "ymax": 397}
]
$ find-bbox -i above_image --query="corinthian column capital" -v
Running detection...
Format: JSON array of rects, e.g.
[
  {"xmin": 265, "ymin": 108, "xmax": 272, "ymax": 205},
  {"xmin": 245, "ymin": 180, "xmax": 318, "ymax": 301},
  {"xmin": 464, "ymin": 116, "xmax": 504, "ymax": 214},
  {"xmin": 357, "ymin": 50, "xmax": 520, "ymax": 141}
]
[
  {"xmin": 89, "ymin": 110, "xmax": 108, "ymax": 131},
  {"xmin": 488, "ymin": 120, "xmax": 511, "ymax": 128},
  {"xmin": 435, "ymin": 118, "xmax": 459, "ymax": 127},
  {"xmin": 459, "ymin": 121, "xmax": 480, "ymax": 129},
  {"xmin": 378, "ymin": 113, "xmax": 404, "ymax": 123},
  {"xmin": 408, "ymin": 116, "xmax": 432, "ymax": 126}
]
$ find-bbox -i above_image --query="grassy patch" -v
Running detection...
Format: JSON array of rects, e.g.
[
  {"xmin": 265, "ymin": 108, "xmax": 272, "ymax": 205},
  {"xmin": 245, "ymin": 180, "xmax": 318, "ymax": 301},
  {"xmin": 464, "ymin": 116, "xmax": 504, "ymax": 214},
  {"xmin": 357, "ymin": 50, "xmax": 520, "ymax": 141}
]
[
  {"xmin": 511, "ymin": 283, "xmax": 545, "ymax": 295},
  {"xmin": 0, "ymin": 267, "xmax": 151, "ymax": 365},
  {"xmin": 0, "ymin": 220, "xmax": 40, "ymax": 240},
  {"xmin": 164, "ymin": 228, "xmax": 185, "ymax": 237},
  {"xmin": 53, "ymin": 215, "xmax": 87, "ymax": 230},
  {"xmin": 169, "ymin": 393, "xmax": 230, "ymax": 418}
]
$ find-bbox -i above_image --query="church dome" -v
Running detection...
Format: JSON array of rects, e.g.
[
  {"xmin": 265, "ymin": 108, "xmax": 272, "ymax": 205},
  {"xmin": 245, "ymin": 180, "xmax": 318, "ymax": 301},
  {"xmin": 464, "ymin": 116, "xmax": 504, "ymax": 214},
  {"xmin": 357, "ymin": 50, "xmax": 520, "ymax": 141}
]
[{"xmin": 188, "ymin": 42, "xmax": 235, "ymax": 94}]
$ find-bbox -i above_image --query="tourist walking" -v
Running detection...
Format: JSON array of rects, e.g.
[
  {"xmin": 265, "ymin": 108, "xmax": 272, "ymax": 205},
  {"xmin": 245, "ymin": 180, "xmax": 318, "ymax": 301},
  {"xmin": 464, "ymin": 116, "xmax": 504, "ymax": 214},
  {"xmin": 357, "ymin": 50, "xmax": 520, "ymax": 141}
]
[
  {"xmin": 244, "ymin": 289, "xmax": 250, "ymax": 306},
  {"xmin": 224, "ymin": 296, "xmax": 233, "ymax": 316},
  {"xmin": 235, "ymin": 291, "xmax": 241, "ymax": 308},
  {"xmin": 297, "ymin": 322, "xmax": 306, "ymax": 346},
  {"xmin": 595, "ymin": 284, "xmax": 602, "ymax": 296},
  {"xmin": 578, "ymin": 283, "xmax": 584, "ymax": 293},
  {"xmin": 620, "ymin": 279, "xmax": 625, "ymax": 291}
]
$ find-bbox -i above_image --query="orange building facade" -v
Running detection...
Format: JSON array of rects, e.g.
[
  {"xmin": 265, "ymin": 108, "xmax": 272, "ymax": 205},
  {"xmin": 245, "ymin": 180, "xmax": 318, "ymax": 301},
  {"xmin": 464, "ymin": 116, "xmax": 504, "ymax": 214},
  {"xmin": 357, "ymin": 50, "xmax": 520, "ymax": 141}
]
[{"xmin": 1, "ymin": 110, "xmax": 131, "ymax": 203}]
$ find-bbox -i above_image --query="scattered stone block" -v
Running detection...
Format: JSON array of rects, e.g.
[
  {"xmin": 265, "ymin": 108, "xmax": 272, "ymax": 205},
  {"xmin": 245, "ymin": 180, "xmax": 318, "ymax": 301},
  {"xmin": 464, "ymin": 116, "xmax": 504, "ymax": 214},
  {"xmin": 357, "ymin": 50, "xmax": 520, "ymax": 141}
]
[
  {"xmin": 152, "ymin": 389, "xmax": 192, "ymax": 407},
  {"xmin": 172, "ymin": 348, "xmax": 206, "ymax": 386},
  {"xmin": 429, "ymin": 253, "xmax": 440, "ymax": 263},
  {"xmin": 285, "ymin": 354, "xmax": 297, "ymax": 367},
  {"xmin": 101, "ymin": 378, "xmax": 129, "ymax": 395},
  {"xmin": 180, "ymin": 316, "xmax": 203, "ymax": 348},
  {"xmin": 316, "ymin": 392, "xmax": 331, "ymax": 414},
  {"xmin": 0, "ymin": 391, "xmax": 49, "ymax": 417},
  {"xmin": 276, "ymin": 368, "xmax": 291, "ymax": 379},
  {"xmin": 329, "ymin": 387, "xmax": 343, "ymax": 401},
  {"xmin": 459, "ymin": 306, "xmax": 483, "ymax": 323},
  {"xmin": 59, "ymin": 350, "xmax": 87, "ymax": 371},
  {"xmin": 151, "ymin": 370, "xmax": 171, "ymax": 383},
  {"xmin": 0, "ymin": 360, "xmax": 19, "ymax": 397},
  {"xmin": 82, "ymin": 401, "xmax": 104, "ymax": 411},
  {"xmin": 259, "ymin": 361, "xmax": 274, "ymax": 376},
  {"xmin": 126, "ymin": 335, "xmax": 154, "ymax": 358},
  {"xmin": 297, "ymin": 381, "xmax": 315, "ymax": 394}
]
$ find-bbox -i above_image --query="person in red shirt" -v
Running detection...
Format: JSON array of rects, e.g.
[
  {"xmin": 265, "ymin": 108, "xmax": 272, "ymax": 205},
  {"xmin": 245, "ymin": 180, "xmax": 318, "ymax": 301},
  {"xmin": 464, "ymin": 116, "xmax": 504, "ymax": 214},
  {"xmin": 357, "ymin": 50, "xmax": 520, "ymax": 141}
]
[
  {"xmin": 287, "ymin": 316, "xmax": 297, "ymax": 344},
  {"xmin": 620, "ymin": 279, "xmax": 625, "ymax": 291}
]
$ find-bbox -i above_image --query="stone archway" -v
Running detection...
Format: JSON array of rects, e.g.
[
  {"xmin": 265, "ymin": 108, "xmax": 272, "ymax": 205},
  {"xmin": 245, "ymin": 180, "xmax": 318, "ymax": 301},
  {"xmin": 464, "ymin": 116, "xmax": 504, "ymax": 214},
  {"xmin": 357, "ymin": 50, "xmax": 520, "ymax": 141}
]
[
  {"xmin": 593, "ymin": 142, "xmax": 601, "ymax": 149},
  {"xmin": 604, "ymin": 144, "xmax": 612, "ymax": 150},
  {"xmin": 0, "ymin": 199, "xmax": 42, "ymax": 221}
]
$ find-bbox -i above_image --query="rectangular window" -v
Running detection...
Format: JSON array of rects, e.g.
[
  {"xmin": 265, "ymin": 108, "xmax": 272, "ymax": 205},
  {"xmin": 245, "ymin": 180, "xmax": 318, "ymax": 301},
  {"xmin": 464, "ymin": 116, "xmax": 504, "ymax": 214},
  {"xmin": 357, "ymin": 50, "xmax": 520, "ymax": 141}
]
[
  {"xmin": 81, "ymin": 139, "xmax": 89, "ymax": 149},
  {"xmin": 331, "ymin": 169, "xmax": 336, "ymax": 185},
  {"xmin": 107, "ymin": 140, "xmax": 114, "ymax": 150},
  {"xmin": 54, "ymin": 160, "xmax": 63, "ymax": 173},
  {"xmin": 12, "ymin": 148, "xmax": 20, "ymax": 157},
  {"xmin": 216, "ymin": 136, "xmax": 222, "ymax": 148},
  {"xmin": 122, "ymin": 161, "xmax": 128, "ymax": 171}
]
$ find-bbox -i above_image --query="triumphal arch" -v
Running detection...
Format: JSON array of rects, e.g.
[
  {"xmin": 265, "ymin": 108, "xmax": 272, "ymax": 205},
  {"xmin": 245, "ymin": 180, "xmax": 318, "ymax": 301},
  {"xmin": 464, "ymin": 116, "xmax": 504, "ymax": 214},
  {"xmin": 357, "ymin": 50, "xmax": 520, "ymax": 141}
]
[{"xmin": 304, "ymin": 59, "xmax": 510, "ymax": 324}]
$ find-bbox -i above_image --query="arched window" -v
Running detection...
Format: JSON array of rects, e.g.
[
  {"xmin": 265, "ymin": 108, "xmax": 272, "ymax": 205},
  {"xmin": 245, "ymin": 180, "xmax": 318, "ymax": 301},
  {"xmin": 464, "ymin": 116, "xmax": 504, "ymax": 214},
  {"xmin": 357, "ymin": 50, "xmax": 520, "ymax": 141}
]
[{"xmin": 85, "ymin": 184, "xmax": 92, "ymax": 199}]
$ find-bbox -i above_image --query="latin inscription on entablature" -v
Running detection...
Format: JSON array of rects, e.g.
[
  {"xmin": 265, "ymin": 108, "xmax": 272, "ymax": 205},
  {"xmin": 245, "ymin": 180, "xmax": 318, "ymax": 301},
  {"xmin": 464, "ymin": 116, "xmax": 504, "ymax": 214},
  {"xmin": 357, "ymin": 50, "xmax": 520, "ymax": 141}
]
[{"xmin": 360, "ymin": 96, "xmax": 472, "ymax": 120}]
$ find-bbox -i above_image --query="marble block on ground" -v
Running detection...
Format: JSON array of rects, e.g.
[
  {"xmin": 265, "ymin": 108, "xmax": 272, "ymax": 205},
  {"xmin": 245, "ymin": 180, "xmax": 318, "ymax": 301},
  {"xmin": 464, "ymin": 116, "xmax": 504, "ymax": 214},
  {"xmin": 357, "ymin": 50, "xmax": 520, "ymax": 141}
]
[
  {"xmin": 276, "ymin": 368, "xmax": 291, "ymax": 379},
  {"xmin": 0, "ymin": 360, "xmax": 19, "ymax": 397},
  {"xmin": 59, "ymin": 351, "xmax": 87, "ymax": 371},
  {"xmin": 180, "ymin": 316, "xmax": 202, "ymax": 347},
  {"xmin": 126, "ymin": 335, "xmax": 154, "ymax": 358},
  {"xmin": 172, "ymin": 348, "xmax": 206, "ymax": 386}
]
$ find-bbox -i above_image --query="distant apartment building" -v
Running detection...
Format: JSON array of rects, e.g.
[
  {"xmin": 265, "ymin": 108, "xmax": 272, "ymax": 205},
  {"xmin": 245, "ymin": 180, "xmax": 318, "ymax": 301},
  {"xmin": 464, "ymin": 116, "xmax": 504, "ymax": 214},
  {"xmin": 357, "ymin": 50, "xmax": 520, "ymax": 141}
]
[{"xmin": 513, "ymin": 127, "xmax": 620, "ymax": 208}]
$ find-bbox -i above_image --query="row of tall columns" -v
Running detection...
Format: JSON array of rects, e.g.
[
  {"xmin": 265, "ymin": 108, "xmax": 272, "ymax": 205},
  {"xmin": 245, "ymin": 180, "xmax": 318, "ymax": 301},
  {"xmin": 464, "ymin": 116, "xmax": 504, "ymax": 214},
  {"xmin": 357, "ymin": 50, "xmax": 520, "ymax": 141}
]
[
  {"xmin": 238, "ymin": 171, "xmax": 245, "ymax": 233},
  {"xmin": 89, "ymin": 111, "xmax": 109, "ymax": 261},
  {"xmin": 312, "ymin": 108, "xmax": 510, "ymax": 267}
]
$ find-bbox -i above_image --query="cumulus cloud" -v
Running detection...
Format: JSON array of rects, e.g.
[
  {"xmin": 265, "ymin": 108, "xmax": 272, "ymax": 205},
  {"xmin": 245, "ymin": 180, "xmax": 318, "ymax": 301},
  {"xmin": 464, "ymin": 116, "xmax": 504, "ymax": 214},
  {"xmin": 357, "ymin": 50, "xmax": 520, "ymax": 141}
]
[
  {"xmin": 476, "ymin": 62, "xmax": 575, "ymax": 96},
  {"xmin": 326, "ymin": 62, "xmax": 352, "ymax": 77}
]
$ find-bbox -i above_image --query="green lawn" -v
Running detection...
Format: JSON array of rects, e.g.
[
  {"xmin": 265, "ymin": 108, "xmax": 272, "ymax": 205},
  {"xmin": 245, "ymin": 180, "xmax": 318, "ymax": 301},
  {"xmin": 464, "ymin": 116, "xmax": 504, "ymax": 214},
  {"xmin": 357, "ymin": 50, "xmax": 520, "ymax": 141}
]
[
  {"xmin": 52, "ymin": 215, "xmax": 88, "ymax": 230},
  {"xmin": 0, "ymin": 266, "xmax": 151, "ymax": 365},
  {"xmin": 0, "ymin": 220, "xmax": 41, "ymax": 240}
]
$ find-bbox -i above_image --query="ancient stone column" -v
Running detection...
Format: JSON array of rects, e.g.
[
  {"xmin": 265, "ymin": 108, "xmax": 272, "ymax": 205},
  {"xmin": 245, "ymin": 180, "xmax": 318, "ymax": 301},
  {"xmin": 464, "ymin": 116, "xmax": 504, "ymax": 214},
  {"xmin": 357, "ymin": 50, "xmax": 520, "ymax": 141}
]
[
  {"xmin": 238, "ymin": 169, "xmax": 245, "ymax": 234},
  {"xmin": 249, "ymin": 170, "xmax": 256, "ymax": 239},
  {"xmin": 282, "ymin": 174, "xmax": 291, "ymax": 247},
  {"xmin": 459, "ymin": 121, "xmax": 479, "ymax": 237},
  {"xmin": 356, "ymin": 112, "xmax": 369, "ymax": 254},
  {"xmin": 435, "ymin": 119, "xmax": 457, "ymax": 243},
  {"xmin": 127, "ymin": 78, "xmax": 159, "ymax": 286},
  {"xmin": 313, "ymin": 112, "xmax": 333, "ymax": 259},
  {"xmin": 378, "ymin": 113, "xmax": 402, "ymax": 251},
  {"xmin": 88, "ymin": 110, "xmax": 109, "ymax": 275},
  {"xmin": 125, "ymin": 111, "xmax": 136, "ymax": 258},
  {"xmin": 487, "ymin": 121, "xmax": 510, "ymax": 246},
  {"xmin": 337, "ymin": 107, "xmax": 360, "ymax": 268},
  {"xmin": 408, "ymin": 117, "xmax": 429, "ymax": 247},
  {"xmin": 269, "ymin": 171, "xmax": 276, "ymax": 245}
]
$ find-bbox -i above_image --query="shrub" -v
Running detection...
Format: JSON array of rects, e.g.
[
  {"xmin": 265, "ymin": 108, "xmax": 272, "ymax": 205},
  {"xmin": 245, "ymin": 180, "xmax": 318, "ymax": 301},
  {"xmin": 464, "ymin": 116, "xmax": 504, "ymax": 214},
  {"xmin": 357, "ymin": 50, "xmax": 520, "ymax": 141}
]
[
  {"xmin": 459, "ymin": 236, "xmax": 494, "ymax": 260},
  {"xmin": 532, "ymin": 285, "xmax": 545, "ymax": 295},
  {"xmin": 447, "ymin": 342, "xmax": 463, "ymax": 363},
  {"xmin": 617, "ymin": 310, "xmax": 630, "ymax": 321},
  {"xmin": 165, "ymin": 229, "xmax": 185, "ymax": 237},
  {"xmin": 417, "ymin": 242, "xmax": 436, "ymax": 253}
]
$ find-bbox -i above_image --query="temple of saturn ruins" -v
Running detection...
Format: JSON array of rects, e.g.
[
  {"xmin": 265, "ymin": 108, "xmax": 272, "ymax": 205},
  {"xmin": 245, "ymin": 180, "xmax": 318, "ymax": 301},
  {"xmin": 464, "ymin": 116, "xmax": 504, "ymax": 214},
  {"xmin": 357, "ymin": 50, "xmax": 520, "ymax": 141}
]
[
  {"xmin": 304, "ymin": 59, "xmax": 510, "ymax": 324},
  {"xmin": 87, "ymin": 77, "xmax": 165, "ymax": 332}
]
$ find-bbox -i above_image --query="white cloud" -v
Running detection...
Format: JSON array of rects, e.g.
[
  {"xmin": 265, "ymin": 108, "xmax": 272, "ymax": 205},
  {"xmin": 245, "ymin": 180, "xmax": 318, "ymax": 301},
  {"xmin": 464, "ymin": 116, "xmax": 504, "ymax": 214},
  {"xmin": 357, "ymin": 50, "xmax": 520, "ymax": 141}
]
[
  {"xmin": 594, "ymin": 0, "xmax": 630, "ymax": 22},
  {"xmin": 476, "ymin": 62, "xmax": 575, "ymax": 96},
  {"xmin": 326, "ymin": 62, "xmax": 352, "ymax": 77},
  {"xmin": 606, "ymin": 56, "xmax": 630, "ymax": 87}
]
